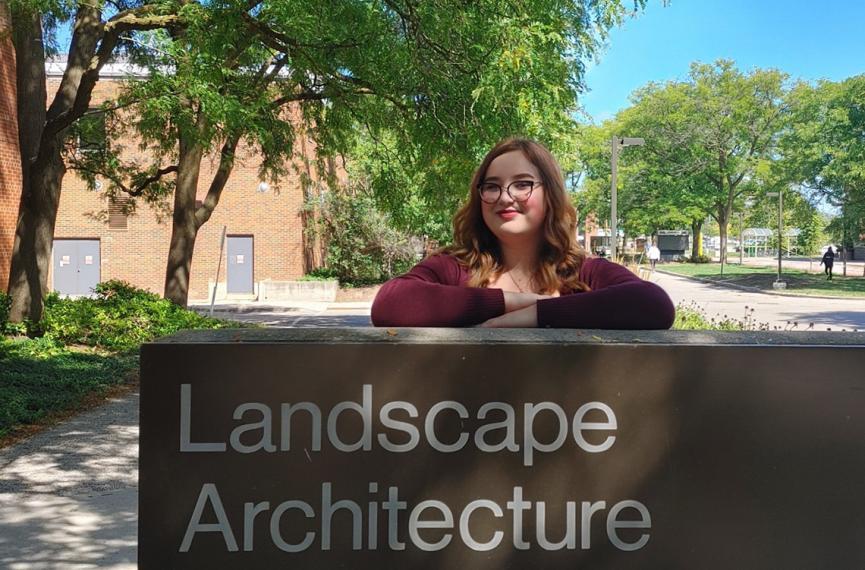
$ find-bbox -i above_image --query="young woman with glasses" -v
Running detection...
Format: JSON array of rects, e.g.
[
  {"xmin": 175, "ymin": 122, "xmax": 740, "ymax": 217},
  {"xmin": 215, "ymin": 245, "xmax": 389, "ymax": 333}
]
[{"xmin": 371, "ymin": 137, "xmax": 675, "ymax": 328}]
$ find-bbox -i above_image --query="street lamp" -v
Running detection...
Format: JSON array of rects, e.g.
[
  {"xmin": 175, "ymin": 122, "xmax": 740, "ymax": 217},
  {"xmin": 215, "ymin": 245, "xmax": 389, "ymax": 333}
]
[
  {"xmin": 766, "ymin": 189, "xmax": 784, "ymax": 288},
  {"xmin": 610, "ymin": 136, "xmax": 645, "ymax": 262}
]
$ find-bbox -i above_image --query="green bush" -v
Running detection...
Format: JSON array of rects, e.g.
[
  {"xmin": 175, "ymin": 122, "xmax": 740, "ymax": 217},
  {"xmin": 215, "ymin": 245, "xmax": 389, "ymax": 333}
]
[
  {"xmin": 310, "ymin": 189, "xmax": 421, "ymax": 286},
  {"xmin": 40, "ymin": 280, "xmax": 230, "ymax": 351},
  {"xmin": 683, "ymin": 254, "xmax": 712, "ymax": 264},
  {"xmin": 0, "ymin": 291, "xmax": 10, "ymax": 333},
  {"xmin": 298, "ymin": 267, "xmax": 340, "ymax": 282}
]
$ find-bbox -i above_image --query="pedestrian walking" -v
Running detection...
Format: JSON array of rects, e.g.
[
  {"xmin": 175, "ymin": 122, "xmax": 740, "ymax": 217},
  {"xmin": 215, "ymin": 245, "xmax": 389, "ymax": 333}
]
[
  {"xmin": 648, "ymin": 242, "xmax": 661, "ymax": 271},
  {"xmin": 821, "ymin": 246, "xmax": 835, "ymax": 280}
]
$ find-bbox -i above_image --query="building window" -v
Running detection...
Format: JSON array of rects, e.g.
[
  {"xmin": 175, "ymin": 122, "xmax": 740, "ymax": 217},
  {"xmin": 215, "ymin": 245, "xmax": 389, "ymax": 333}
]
[
  {"xmin": 77, "ymin": 111, "xmax": 107, "ymax": 154},
  {"xmin": 108, "ymin": 196, "xmax": 128, "ymax": 230}
]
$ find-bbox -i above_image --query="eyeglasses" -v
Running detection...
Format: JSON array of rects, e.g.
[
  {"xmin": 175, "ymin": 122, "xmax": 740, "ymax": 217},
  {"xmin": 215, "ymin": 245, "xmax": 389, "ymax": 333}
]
[{"xmin": 477, "ymin": 180, "xmax": 539, "ymax": 204}]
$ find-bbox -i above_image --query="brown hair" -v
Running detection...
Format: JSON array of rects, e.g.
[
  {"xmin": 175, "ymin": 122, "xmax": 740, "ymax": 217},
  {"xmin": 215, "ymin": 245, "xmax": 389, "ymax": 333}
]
[{"xmin": 443, "ymin": 137, "xmax": 589, "ymax": 294}]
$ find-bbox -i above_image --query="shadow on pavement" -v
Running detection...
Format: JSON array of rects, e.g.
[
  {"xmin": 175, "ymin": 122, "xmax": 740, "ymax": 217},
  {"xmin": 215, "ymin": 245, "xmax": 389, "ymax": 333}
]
[
  {"xmin": 781, "ymin": 311, "xmax": 865, "ymax": 330},
  {"xmin": 0, "ymin": 394, "xmax": 139, "ymax": 569}
]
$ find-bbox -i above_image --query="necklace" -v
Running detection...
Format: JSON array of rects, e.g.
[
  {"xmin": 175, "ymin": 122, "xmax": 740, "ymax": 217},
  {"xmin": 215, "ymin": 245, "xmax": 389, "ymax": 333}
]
[{"xmin": 508, "ymin": 272, "xmax": 532, "ymax": 293}]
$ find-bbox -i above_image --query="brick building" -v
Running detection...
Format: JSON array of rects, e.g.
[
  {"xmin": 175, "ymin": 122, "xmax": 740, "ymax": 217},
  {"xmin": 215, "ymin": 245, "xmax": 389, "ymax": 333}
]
[
  {"xmin": 47, "ymin": 61, "xmax": 325, "ymax": 301},
  {"xmin": 0, "ymin": 1, "xmax": 23, "ymax": 291}
]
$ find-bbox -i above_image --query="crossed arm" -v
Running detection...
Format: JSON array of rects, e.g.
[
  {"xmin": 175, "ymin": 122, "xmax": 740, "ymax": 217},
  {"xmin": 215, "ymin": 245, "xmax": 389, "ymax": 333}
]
[{"xmin": 370, "ymin": 255, "xmax": 675, "ymax": 330}]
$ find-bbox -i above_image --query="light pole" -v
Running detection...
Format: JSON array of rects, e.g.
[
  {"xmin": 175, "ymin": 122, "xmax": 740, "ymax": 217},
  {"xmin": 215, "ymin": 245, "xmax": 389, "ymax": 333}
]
[
  {"xmin": 766, "ymin": 189, "xmax": 784, "ymax": 288},
  {"xmin": 610, "ymin": 136, "xmax": 645, "ymax": 262}
]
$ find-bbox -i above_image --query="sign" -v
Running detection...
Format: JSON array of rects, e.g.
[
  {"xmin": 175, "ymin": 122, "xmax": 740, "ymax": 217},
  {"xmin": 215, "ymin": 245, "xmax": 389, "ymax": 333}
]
[{"xmin": 140, "ymin": 329, "xmax": 865, "ymax": 569}]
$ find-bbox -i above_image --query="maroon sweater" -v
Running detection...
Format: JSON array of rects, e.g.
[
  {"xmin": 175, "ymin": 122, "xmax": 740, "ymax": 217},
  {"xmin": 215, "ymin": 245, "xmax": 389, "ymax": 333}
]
[{"xmin": 371, "ymin": 254, "xmax": 675, "ymax": 329}]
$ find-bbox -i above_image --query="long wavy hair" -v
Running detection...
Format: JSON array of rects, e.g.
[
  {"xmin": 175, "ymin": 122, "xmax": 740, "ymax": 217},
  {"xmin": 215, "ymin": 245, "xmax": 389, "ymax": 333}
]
[{"xmin": 443, "ymin": 137, "xmax": 590, "ymax": 294}]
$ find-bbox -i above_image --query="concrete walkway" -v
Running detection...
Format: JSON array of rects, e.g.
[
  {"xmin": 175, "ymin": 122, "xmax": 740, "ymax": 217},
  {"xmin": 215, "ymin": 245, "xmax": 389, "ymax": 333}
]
[{"xmin": 0, "ymin": 394, "xmax": 139, "ymax": 569}]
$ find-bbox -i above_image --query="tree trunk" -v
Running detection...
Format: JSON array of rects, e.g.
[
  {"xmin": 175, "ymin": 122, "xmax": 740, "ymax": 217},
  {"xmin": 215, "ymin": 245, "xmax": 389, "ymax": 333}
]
[
  {"xmin": 717, "ymin": 208, "xmax": 729, "ymax": 265},
  {"xmin": 6, "ymin": 9, "xmax": 57, "ymax": 323},
  {"xmin": 299, "ymin": 134, "xmax": 316, "ymax": 273},
  {"xmin": 621, "ymin": 230, "xmax": 628, "ymax": 262},
  {"xmin": 690, "ymin": 219, "xmax": 702, "ymax": 259},
  {"xmin": 7, "ymin": 143, "xmax": 64, "ymax": 322},
  {"xmin": 163, "ymin": 138, "xmax": 204, "ymax": 306}
]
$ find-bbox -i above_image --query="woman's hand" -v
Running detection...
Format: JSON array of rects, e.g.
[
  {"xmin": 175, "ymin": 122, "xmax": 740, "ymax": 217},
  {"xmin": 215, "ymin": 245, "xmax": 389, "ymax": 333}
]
[
  {"xmin": 479, "ymin": 304, "xmax": 538, "ymax": 328},
  {"xmin": 502, "ymin": 291, "xmax": 552, "ymax": 313}
]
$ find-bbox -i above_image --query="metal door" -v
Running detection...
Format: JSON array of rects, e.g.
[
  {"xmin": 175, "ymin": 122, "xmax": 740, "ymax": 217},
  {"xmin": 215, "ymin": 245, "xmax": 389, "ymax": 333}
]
[
  {"xmin": 53, "ymin": 239, "xmax": 100, "ymax": 296},
  {"xmin": 226, "ymin": 235, "xmax": 254, "ymax": 294}
]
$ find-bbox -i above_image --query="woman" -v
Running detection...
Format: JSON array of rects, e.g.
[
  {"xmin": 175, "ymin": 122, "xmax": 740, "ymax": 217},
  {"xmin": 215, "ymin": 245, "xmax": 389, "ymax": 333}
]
[{"xmin": 371, "ymin": 138, "xmax": 675, "ymax": 329}]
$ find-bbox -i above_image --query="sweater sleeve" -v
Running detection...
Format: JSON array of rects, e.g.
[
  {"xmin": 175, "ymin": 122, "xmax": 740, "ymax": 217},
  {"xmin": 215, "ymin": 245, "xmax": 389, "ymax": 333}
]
[
  {"xmin": 371, "ymin": 255, "xmax": 506, "ymax": 327},
  {"xmin": 536, "ymin": 258, "xmax": 675, "ymax": 329}
]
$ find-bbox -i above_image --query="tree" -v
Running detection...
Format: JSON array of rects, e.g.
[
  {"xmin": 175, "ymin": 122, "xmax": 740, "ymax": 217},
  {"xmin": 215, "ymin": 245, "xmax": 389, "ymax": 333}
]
[
  {"xmin": 579, "ymin": 61, "xmax": 791, "ymax": 263},
  {"xmin": 783, "ymin": 75, "xmax": 865, "ymax": 254},
  {"xmin": 7, "ymin": 0, "xmax": 183, "ymax": 322},
  {"xmin": 69, "ymin": 0, "xmax": 650, "ymax": 305}
]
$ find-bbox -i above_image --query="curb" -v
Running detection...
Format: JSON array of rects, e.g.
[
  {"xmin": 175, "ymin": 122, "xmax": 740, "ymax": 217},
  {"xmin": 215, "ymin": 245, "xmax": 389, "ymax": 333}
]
[
  {"xmin": 189, "ymin": 301, "xmax": 373, "ymax": 313},
  {"xmin": 655, "ymin": 269, "xmax": 863, "ymax": 301}
]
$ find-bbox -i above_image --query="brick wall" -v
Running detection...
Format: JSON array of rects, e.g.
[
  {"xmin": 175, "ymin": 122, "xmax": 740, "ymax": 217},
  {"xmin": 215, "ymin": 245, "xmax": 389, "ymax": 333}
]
[
  {"xmin": 0, "ymin": 2, "xmax": 23, "ymax": 291},
  {"xmin": 52, "ymin": 77, "xmax": 324, "ymax": 301}
]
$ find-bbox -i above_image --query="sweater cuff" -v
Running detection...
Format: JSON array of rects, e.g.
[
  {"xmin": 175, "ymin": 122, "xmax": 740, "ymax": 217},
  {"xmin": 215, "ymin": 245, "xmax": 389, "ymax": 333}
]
[
  {"xmin": 536, "ymin": 297, "xmax": 557, "ymax": 328},
  {"xmin": 466, "ymin": 287, "xmax": 506, "ymax": 324}
]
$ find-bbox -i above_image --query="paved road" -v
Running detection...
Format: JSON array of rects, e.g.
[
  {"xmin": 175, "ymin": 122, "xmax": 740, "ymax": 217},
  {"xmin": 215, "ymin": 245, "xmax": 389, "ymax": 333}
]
[
  {"xmin": 2, "ymin": 277, "xmax": 863, "ymax": 568},
  {"xmin": 651, "ymin": 270, "xmax": 865, "ymax": 331}
]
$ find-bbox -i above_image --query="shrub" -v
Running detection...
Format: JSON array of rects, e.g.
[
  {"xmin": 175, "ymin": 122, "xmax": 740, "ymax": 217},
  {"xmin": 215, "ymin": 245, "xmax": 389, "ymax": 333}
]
[
  {"xmin": 298, "ymin": 267, "xmax": 340, "ymax": 282},
  {"xmin": 310, "ymin": 189, "xmax": 421, "ymax": 286},
  {"xmin": 684, "ymin": 254, "xmax": 712, "ymax": 264},
  {"xmin": 40, "ymin": 280, "xmax": 231, "ymax": 351},
  {"xmin": 0, "ymin": 292, "xmax": 10, "ymax": 333},
  {"xmin": 672, "ymin": 301, "xmax": 767, "ymax": 331}
]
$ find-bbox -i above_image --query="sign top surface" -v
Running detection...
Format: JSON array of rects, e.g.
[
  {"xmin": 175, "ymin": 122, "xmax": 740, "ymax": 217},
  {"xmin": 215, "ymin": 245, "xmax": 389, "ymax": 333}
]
[{"xmin": 147, "ymin": 327, "xmax": 865, "ymax": 347}]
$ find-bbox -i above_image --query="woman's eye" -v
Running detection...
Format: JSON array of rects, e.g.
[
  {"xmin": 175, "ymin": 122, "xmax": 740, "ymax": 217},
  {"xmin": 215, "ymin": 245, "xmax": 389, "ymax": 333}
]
[{"xmin": 513, "ymin": 181, "xmax": 533, "ymax": 190}]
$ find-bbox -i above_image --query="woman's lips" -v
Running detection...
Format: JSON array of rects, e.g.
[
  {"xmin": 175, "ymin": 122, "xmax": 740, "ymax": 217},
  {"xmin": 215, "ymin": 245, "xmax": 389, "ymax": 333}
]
[{"xmin": 497, "ymin": 210, "xmax": 519, "ymax": 220}]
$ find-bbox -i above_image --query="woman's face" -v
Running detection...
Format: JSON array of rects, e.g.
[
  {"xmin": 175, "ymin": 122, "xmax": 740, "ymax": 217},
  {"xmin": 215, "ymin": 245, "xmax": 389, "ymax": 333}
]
[{"xmin": 480, "ymin": 150, "xmax": 546, "ymax": 245}]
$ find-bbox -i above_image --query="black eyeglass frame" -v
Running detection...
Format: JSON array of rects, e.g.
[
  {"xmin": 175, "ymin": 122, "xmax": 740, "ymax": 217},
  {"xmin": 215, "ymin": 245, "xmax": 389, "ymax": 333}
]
[{"xmin": 476, "ymin": 180, "xmax": 540, "ymax": 204}]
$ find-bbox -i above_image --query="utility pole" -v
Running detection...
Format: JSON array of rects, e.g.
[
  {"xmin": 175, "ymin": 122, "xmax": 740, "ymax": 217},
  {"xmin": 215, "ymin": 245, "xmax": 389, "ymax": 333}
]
[{"xmin": 610, "ymin": 136, "xmax": 645, "ymax": 263}]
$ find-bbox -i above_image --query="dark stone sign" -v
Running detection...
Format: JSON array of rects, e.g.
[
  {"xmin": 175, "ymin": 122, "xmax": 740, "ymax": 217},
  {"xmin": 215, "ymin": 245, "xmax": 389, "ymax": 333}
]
[{"xmin": 139, "ymin": 329, "xmax": 865, "ymax": 569}]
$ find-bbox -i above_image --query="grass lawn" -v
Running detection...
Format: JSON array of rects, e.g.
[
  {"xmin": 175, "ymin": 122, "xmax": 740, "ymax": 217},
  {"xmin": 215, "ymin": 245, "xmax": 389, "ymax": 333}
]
[{"xmin": 659, "ymin": 263, "xmax": 865, "ymax": 298}]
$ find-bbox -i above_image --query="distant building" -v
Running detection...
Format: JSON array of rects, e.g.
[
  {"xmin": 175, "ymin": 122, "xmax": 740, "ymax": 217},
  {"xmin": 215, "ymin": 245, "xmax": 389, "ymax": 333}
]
[{"xmin": 3, "ymin": 55, "xmax": 332, "ymax": 301}]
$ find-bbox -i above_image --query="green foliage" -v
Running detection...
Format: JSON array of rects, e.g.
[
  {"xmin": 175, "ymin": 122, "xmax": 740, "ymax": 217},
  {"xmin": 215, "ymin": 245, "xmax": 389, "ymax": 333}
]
[
  {"xmin": 298, "ymin": 268, "xmax": 340, "ymax": 282},
  {"xmin": 579, "ymin": 60, "xmax": 793, "ymax": 257},
  {"xmin": 672, "ymin": 302, "xmax": 759, "ymax": 331},
  {"xmin": 684, "ymin": 255, "xmax": 712, "ymax": 264},
  {"xmin": 311, "ymin": 190, "xmax": 420, "ymax": 285},
  {"xmin": 39, "ymin": 280, "xmax": 230, "ymax": 351},
  {"xmin": 0, "ymin": 336, "xmax": 138, "ymax": 438},
  {"xmin": 783, "ymin": 75, "xmax": 865, "ymax": 243},
  {"xmin": 796, "ymin": 210, "xmax": 824, "ymax": 256},
  {"xmin": 0, "ymin": 292, "xmax": 10, "ymax": 333}
]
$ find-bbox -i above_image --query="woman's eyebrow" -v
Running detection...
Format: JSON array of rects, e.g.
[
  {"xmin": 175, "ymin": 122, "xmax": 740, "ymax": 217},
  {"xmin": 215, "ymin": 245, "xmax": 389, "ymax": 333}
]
[{"xmin": 485, "ymin": 172, "xmax": 537, "ymax": 181}]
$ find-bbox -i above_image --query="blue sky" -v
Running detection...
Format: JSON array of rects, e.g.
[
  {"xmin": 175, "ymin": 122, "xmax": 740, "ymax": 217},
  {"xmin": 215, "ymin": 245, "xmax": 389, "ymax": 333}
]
[{"xmin": 580, "ymin": 0, "xmax": 865, "ymax": 123}]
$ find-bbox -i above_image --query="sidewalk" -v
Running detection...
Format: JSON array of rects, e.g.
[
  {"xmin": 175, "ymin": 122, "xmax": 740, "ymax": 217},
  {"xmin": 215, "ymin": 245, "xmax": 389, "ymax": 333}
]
[{"xmin": 0, "ymin": 393, "xmax": 139, "ymax": 569}]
